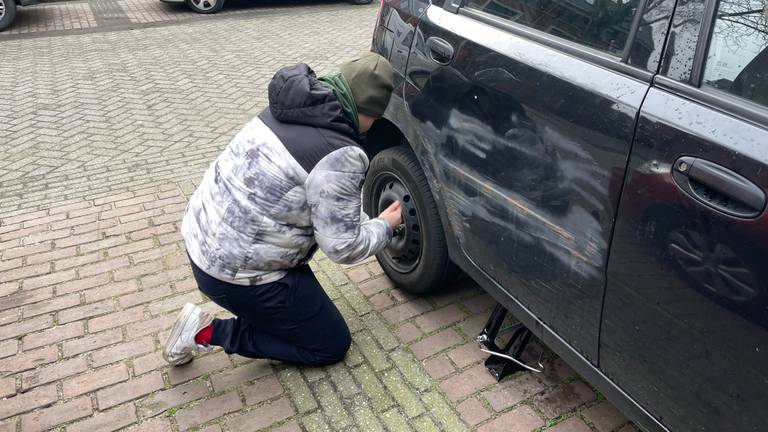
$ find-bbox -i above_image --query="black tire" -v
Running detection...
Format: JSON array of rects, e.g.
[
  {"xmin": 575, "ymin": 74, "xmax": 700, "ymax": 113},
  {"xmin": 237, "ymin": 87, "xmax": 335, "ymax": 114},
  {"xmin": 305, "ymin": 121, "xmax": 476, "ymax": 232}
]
[
  {"xmin": 186, "ymin": 0, "xmax": 224, "ymax": 14},
  {"xmin": 0, "ymin": 0, "xmax": 17, "ymax": 32},
  {"xmin": 351, "ymin": 0, "xmax": 373, "ymax": 4},
  {"xmin": 364, "ymin": 146, "xmax": 459, "ymax": 294}
]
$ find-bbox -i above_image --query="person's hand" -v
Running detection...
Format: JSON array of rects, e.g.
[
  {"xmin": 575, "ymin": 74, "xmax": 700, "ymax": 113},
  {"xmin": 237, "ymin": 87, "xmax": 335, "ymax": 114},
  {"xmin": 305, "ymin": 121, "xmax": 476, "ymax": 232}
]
[{"xmin": 378, "ymin": 201, "xmax": 402, "ymax": 231}]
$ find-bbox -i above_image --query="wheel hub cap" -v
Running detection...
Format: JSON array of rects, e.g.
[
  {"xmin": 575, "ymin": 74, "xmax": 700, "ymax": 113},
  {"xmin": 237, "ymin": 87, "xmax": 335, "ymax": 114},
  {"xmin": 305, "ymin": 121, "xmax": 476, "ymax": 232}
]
[{"xmin": 374, "ymin": 174, "xmax": 422, "ymax": 273}]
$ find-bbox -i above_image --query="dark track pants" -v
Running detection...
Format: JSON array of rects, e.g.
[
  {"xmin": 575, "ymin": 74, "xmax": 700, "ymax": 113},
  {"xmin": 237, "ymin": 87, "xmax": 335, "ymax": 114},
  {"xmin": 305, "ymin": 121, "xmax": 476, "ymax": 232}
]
[{"xmin": 190, "ymin": 260, "xmax": 351, "ymax": 366}]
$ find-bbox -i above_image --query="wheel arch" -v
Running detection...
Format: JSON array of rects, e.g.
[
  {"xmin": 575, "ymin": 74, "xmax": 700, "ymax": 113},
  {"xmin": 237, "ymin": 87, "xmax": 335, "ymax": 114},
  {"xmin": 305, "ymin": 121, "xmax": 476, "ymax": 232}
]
[
  {"xmin": 364, "ymin": 117, "xmax": 410, "ymax": 159},
  {"xmin": 365, "ymin": 116, "xmax": 467, "ymax": 282}
]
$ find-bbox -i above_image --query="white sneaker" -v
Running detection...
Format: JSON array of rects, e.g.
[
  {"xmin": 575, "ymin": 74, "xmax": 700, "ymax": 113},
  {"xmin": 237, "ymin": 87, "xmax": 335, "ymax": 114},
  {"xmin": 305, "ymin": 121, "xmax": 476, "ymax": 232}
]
[{"xmin": 163, "ymin": 303, "xmax": 213, "ymax": 366}]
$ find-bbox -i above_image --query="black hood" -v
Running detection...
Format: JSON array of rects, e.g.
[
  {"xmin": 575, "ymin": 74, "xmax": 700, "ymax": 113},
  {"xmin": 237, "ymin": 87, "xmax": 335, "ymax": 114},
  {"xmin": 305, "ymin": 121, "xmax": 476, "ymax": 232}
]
[{"xmin": 267, "ymin": 64, "xmax": 356, "ymax": 139}]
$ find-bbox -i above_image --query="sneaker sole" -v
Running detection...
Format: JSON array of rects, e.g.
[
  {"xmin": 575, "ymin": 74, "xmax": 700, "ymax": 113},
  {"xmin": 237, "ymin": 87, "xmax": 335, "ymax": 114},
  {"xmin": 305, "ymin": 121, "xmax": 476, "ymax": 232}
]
[{"xmin": 163, "ymin": 303, "xmax": 197, "ymax": 366}]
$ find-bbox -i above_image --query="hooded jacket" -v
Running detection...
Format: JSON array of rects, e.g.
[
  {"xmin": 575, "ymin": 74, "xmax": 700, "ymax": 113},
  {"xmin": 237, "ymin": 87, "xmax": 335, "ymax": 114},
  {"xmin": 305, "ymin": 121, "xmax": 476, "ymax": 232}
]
[{"xmin": 181, "ymin": 64, "xmax": 392, "ymax": 286}]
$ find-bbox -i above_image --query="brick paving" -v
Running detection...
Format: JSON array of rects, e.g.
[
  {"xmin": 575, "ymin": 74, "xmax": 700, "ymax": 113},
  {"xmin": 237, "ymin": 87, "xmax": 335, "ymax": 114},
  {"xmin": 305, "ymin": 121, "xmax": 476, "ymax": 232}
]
[{"xmin": 1, "ymin": 2, "xmax": 638, "ymax": 431}]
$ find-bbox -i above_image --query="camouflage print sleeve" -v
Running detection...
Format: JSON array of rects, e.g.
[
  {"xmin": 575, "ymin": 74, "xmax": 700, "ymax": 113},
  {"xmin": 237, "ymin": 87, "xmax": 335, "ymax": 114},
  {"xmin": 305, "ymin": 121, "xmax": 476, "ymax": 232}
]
[{"xmin": 306, "ymin": 146, "xmax": 392, "ymax": 264}]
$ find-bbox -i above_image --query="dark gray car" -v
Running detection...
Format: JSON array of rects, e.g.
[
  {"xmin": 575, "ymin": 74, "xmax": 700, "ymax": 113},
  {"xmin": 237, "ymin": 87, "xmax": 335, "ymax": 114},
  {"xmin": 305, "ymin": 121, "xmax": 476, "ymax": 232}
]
[{"xmin": 364, "ymin": 0, "xmax": 768, "ymax": 430}]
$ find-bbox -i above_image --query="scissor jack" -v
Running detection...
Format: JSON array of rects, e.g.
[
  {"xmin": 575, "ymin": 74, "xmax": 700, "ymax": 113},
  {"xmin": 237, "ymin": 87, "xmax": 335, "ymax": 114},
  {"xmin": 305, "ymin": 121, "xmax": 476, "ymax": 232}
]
[{"xmin": 476, "ymin": 303, "xmax": 544, "ymax": 381}]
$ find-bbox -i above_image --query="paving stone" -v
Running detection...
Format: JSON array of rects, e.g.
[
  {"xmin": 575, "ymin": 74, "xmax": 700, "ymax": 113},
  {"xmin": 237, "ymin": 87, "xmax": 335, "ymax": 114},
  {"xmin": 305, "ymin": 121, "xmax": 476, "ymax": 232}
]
[
  {"xmin": 339, "ymin": 283, "xmax": 373, "ymax": 315},
  {"xmin": 58, "ymin": 300, "xmax": 115, "ymax": 324},
  {"xmin": 422, "ymin": 391, "xmax": 467, "ymax": 432},
  {"xmin": 424, "ymin": 355, "xmax": 456, "ymax": 379},
  {"xmin": 0, "ymin": 384, "xmax": 58, "ymax": 420},
  {"xmin": 313, "ymin": 380, "xmax": 351, "ymax": 429},
  {"xmin": 88, "ymin": 306, "xmax": 145, "ymax": 333},
  {"xmin": 415, "ymin": 305, "xmax": 467, "ymax": 333},
  {"xmin": 547, "ymin": 417, "xmax": 593, "ymax": 432},
  {"xmin": 359, "ymin": 277, "xmax": 393, "ymax": 296},
  {"xmin": 477, "ymin": 405, "xmax": 544, "ymax": 432},
  {"xmin": 0, "ymin": 419, "xmax": 16, "ymax": 432},
  {"xmin": 335, "ymin": 298, "xmax": 364, "ymax": 334},
  {"xmin": 210, "ymin": 360, "xmax": 272, "ymax": 391},
  {"xmin": 582, "ymin": 401, "xmax": 629, "ymax": 432},
  {"xmin": 540, "ymin": 358, "xmax": 578, "ymax": 387},
  {"xmin": 243, "ymin": 375, "xmax": 284, "ymax": 406},
  {"xmin": 0, "ymin": 378, "xmax": 14, "ymax": 398},
  {"xmin": 447, "ymin": 342, "xmax": 486, "ymax": 369},
  {"xmin": 279, "ymin": 369, "xmax": 317, "ymax": 414},
  {"xmin": 302, "ymin": 366, "xmax": 326, "ymax": 383},
  {"xmin": 167, "ymin": 351, "xmax": 231, "ymax": 385},
  {"xmin": 21, "ymin": 293, "xmax": 81, "ymax": 319},
  {"xmin": 412, "ymin": 416, "xmax": 441, "ymax": 432},
  {"xmin": 175, "ymin": 392, "xmax": 242, "ymax": 431},
  {"xmin": 370, "ymin": 292, "xmax": 395, "ymax": 310},
  {"xmin": 19, "ymin": 396, "xmax": 93, "ymax": 432},
  {"xmin": 328, "ymin": 362, "xmax": 361, "ymax": 399},
  {"xmin": 138, "ymin": 380, "xmax": 208, "ymax": 417},
  {"xmin": 90, "ymin": 336, "xmax": 155, "ymax": 367},
  {"xmin": 457, "ymin": 397, "xmax": 491, "ymax": 426},
  {"xmin": 301, "ymin": 412, "xmax": 332, "ymax": 432},
  {"xmin": 67, "ymin": 403, "xmax": 138, "ymax": 432},
  {"xmin": 0, "ymin": 289, "xmax": 53, "ymax": 313},
  {"xmin": 356, "ymin": 331, "xmax": 391, "ymax": 372},
  {"xmin": 0, "ymin": 315, "xmax": 54, "ymax": 342},
  {"xmin": 389, "ymin": 348, "xmax": 432, "ymax": 392},
  {"xmin": 410, "ymin": 329, "xmax": 463, "ymax": 360},
  {"xmin": 458, "ymin": 314, "xmax": 488, "ymax": 338},
  {"xmin": 395, "ymin": 322, "xmax": 422, "ymax": 344},
  {"xmin": 361, "ymin": 313, "xmax": 400, "ymax": 351},
  {"xmin": 462, "ymin": 294, "xmax": 496, "ymax": 314},
  {"xmin": 344, "ymin": 345, "xmax": 366, "ymax": 368},
  {"xmin": 0, "ymin": 346, "xmax": 58, "ymax": 375},
  {"xmin": 350, "ymin": 396, "xmax": 385, "ymax": 432},
  {"xmin": 352, "ymin": 364, "xmax": 394, "ymax": 413},
  {"xmin": 63, "ymin": 328, "xmax": 123, "ymax": 357},
  {"xmin": 381, "ymin": 299, "xmax": 433, "ymax": 324},
  {"xmin": 123, "ymin": 417, "xmax": 173, "ymax": 432},
  {"xmin": 381, "ymin": 369, "xmax": 425, "ymax": 418},
  {"xmin": 440, "ymin": 364, "xmax": 497, "ymax": 401},
  {"xmin": 228, "ymin": 397, "xmax": 295, "ymax": 432},
  {"xmin": 21, "ymin": 356, "xmax": 88, "ymax": 390},
  {"xmin": 63, "ymin": 363, "xmax": 129, "ymax": 397},
  {"xmin": 484, "ymin": 373, "xmax": 547, "ymax": 412},
  {"xmin": 272, "ymin": 420, "xmax": 301, "ymax": 432},
  {"xmin": 381, "ymin": 408, "xmax": 412, "ymax": 432},
  {"xmin": 346, "ymin": 267, "xmax": 371, "ymax": 283},
  {"xmin": 133, "ymin": 351, "xmax": 167, "ymax": 376},
  {"xmin": 97, "ymin": 371, "xmax": 165, "ymax": 409},
  {"xmin": 533, "ymin": 380, "xmax": 596, "ymax": 419}
]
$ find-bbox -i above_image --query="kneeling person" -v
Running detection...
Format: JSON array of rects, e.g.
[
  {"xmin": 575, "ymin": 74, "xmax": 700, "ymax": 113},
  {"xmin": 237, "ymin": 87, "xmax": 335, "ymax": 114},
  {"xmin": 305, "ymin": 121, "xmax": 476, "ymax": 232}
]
[{"xmin": 163, "ymin": 53, "xmax": 400, "ymax": 366}]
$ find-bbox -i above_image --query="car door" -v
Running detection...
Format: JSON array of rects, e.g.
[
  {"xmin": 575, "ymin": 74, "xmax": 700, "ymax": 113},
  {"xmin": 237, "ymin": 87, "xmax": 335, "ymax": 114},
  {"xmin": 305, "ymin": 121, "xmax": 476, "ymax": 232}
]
[
  {"xmin": 600, "ymin": 0, "xmax": 768, "ymax": 429},
  {"xmin": 402, "ymin": 0, "xmax": 666, "ymax": 363}
]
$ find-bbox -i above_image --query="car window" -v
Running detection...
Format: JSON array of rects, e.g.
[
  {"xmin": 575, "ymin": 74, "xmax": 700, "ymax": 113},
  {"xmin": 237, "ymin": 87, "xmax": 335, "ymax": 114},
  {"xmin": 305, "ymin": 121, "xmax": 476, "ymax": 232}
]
[
  {"xmin": 464, "ymin": 0, "xmax": 641, "ymax": 55},
  {"xmin": 702, "ymin": 0, "xmax": 768, "ymax": 107}
]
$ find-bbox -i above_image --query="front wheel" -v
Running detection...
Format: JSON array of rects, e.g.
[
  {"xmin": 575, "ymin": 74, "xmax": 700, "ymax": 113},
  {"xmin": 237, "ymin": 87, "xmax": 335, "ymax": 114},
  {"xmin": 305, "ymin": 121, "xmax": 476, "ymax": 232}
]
[
  {"xmin": 363, "ymin": 146, "xmax": 458, "ymax": 294},
  {"xmin": 186, "ymin": 0, "xmax": 224, "ymax": 13},
  {"xmin": 0, "ymin": 0, "xmax": 17, "ymax": 32}
]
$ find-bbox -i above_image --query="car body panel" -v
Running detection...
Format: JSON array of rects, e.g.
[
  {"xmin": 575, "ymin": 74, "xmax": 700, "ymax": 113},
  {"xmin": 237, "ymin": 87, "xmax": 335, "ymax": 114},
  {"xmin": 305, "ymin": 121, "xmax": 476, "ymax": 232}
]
[
  {"xmin": 400, "ymin": 5, "xmax": 649, "ymax": 364},
  {"xmin": 601, "ymin": 85, "xmax": 768, "ymax": 432}
]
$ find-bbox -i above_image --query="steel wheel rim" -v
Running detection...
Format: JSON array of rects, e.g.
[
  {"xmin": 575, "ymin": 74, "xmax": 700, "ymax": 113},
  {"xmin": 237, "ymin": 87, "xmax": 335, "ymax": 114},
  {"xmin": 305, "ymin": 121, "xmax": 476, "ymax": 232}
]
[
  {"xmin": 668, "ymin": 229, "xmax": 759, "ymax": 302},
  {"xmin": 191, "ymin": 0, "xmax": 216, "ymax": 11},
  {"xmin": 371, "ymin": 171, "xmax": 423, "ymax": 273},
  {"xmin": 0, "ymin": 0, "xmax": 6, "ymax": 20}
]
